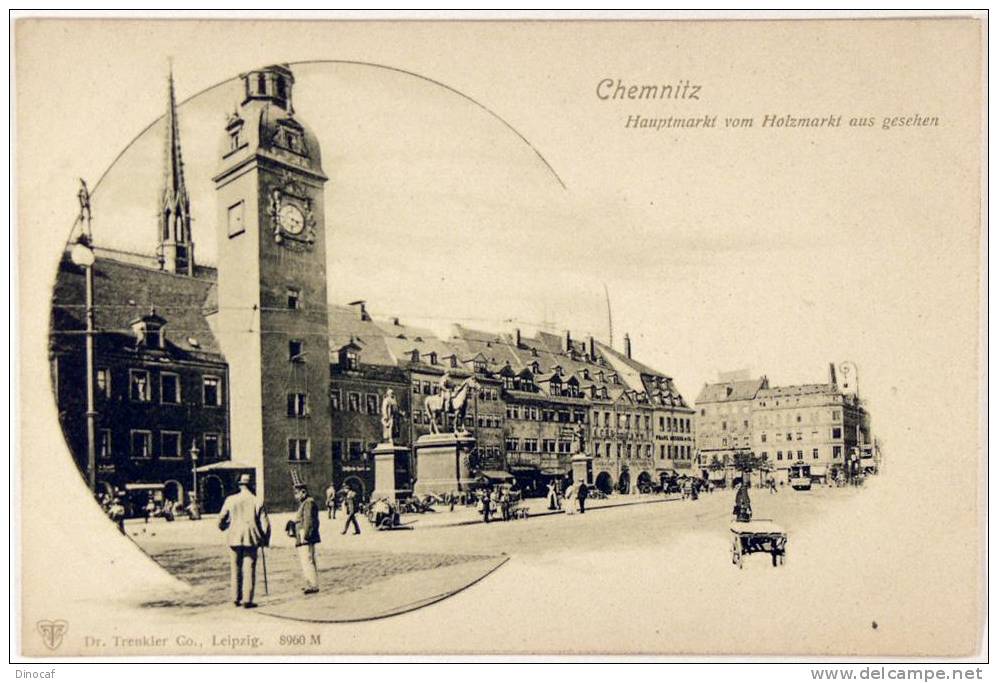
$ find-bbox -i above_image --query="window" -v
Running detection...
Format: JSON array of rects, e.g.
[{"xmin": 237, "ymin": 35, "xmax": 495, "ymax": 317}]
[
  {"xmin": 721, "ymin": 420, "xmax": 727, "ymax": 430},
  {"xmin": 659, "ymin": 445, "xmax": 665, "ymax": 459},
  {"xmin": 348, "ymin": 392, "xmax": 360, "ymax": 412},
  {"xmin": 288, "ymin": 438, "xmax": 310, "ymax": 461},
  {"xmin": 204, "ymin": 433, "xmax": 220, "ymax": 460},
  {"xmin": 131, "ymin": 430, "xmax": 152, "ymax": 458},
  {"xmin": 797, "ymin": 450, "xmax": 804, "ymax": 460},
  {"xmin": 813, "ymin": 448, "xmax": 819, "ymax": 460},
  {"xmin": 203, "ymin": 376, "xmax": 222, "ymax": 406},
  {"xmin": 160, "ymin": 372, "xmax": 181, "ymax": 404},
  {"xmin": 523, "ymin": 439, "xmax": 538, "ymax": 453},
  {"xmin": 506, "ymin": 437, "xmax": 520, "ymax": 452},
  {"xmin": 743, "ymin": 420, "xmax": 749, "ymax": 428},
  {"xmin": 832, "ymin": 410, "xmax": 841, "ymax": 420},
  {"xmin": 228, "ymin": 128, "xmax": 241, "ymax": 152},
  {"xmin": 658, "ymin": 416, "xmax": 665, "ymax": 430},
  {"xmin": 832, "ymin": 427, "xmax": 842, "ymax": 439},
  {"xmin": 129, "ymin": 370, "xmax": 151, "ymax": 402},
  {"xmin": 161, "ymin": 431, "xmax": 182, "ymax": 459},
  {"xmin": 348, "ymin": 440, "xmax": 364, "ymax": 461},
  {"xmin": 833, "ymin": 446, "xmax": 842, "ymax": 458},
  {"xmin": 777, "ymin": 451, "xmax": 783, "ymax": 461},
  {"xmin": 558, "ymin": 441, "xmax": 571, "ymax": 454},
  {"xmin": 366, "ymin": 394, "xmax": 378, "ymax": 415},
  {"xmin": 786, "ymin": 432, "xmax": 793, "ymax": 441},
  {"xmin": 543, "ymin": 439, "xmax": 556, "ymax": 453},
  {"xmin": 761, "ymin": 433, "xmax": 767, "ymax": 443},
  {"xmin": 96, "ymin": 368, "xmax": 111, "ymax": 398},
  {"xmin": 344, "ymin": 349, "xmax": 359, "ymax": 370},
  {"xmin": 289, "ymin": 340, "xmax": 304, "ymax": 362},
  {"xmin": 98, "ymin": 429, "xmax": 112, "ymax": 460},
  {"xmin": 287, "ymin": 392, "xmax": 308, "ymax": 417},
  {"xmin": 412, "ymin": 379, "xmax": 421, "ymax": 394},
  {"xmin": 796, "ymin": 432, "xmax": 803, "ymax": 441},
  {"xmin": 423, "ymin": 381, "xmax": 432, "ymax": 395},
  {"xmin": 330, "ymin": 389, "xmax": 341, "ymax": 411},
  {"xmin": 287, "ymin": 288, "xmax": 301, "ymax": 310},
  {"xmin": 332, "ymin": 441, "xmax": 343, "ymax": 463},
  {"xmin": 797, "ymin": 414, "xmax": 802, "ymax": 422},
  {"xmin": 227, "ymin": 201, "xmax": 245, "ymax": 238},
  {"xmin": 595, "ymin": 443, "xmax": 602, "ymax": 457},
  {"xmin": 626, "ymin": 444, "xmax": 632, "ymax": 458}
]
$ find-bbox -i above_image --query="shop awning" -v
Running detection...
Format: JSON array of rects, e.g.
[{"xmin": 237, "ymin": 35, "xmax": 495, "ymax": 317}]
[
  {"xmin": 476, "ymin": 470, "xmax": 515, "ymax": 482},
  {"xmin": 124, "ymin": 483, "xmax": 165, "ymax": 491},
  {"xmin": 194, "ymin": 461, "xmax": 256, "ymax": 473},
  {"xmin": 810, "ymin": 465, "xmax": 828, "ymax": 476}
]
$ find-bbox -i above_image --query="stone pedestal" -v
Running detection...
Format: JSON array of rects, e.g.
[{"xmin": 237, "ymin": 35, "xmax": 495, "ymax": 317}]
[
  {"xmin": 571, "ymin": 454, "xmax": 593, "ymax": 486},
  {"xmin": 371, "ymin": 442, "xmax": 411, "ymax": 504},
  {"xmin": 412, "ymin": 432, "xmax": 476, "ymax": 496}
]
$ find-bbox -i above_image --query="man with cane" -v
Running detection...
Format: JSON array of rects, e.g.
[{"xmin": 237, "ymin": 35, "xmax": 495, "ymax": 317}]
[{"xmin": 218, "ymin": 473, "xmax": 271, "ymax": 609}]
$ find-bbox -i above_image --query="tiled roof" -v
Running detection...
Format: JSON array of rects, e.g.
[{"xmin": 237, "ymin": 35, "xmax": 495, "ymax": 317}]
[
  {"xmin": 695, "ymin": 378, "xmax": 768, "ymax": 404},
  {"xmin": 51, "ymin": 252, "xmax": 223, "ymax": 361},
  {"xmin": 757, "ymin": 384, "xmax": 837, "ymax": 398}
]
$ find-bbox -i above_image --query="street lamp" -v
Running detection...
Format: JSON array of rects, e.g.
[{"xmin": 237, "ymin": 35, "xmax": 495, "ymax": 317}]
[
  {"xmin": 190, "ymin": 439, "xmax": 200, "ymax": 505},
  {"xmin": 70, "ymin": 188, "xmax": 97, "ymax": 494}
]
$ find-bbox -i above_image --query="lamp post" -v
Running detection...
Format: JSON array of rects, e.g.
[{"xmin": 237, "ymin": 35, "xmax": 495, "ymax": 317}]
[
  {"xmin": 190, "ymin": 440, "xmax": 200, "ymax": 505},
  {"xmin": 71, "ymin": 179, "xmax": 97, "ymax": 493}
]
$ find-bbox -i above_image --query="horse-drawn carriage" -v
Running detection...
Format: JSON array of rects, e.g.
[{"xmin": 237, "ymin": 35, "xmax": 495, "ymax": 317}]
[{"xmin": 730, "ymin": 519, "xmax": 787, "ymax": 569}]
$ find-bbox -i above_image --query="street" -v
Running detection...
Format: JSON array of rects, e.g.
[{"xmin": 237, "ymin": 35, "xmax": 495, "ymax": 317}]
[{"xmin": 129, "ymin": 484, "xmax": 865, "ymax": 623}]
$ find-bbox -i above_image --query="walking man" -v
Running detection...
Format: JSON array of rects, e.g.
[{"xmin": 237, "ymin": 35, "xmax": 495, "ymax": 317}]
[
  {"xmin": 292, "ymin": 483, "xmax": 321, "ymax": 595},
  {"xmin": 218, "ymin": 474, "xmax": 271, "ymax": 609},
  {"xmin": 341, "ymin": 486, "xmax": 361, "ymax": 535},
  {"xmin": 577, "ymin": 480, "xmax": 589, "ymax": 514}
]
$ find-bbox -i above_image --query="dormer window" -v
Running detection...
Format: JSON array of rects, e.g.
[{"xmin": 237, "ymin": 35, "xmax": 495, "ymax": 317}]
[
  {"xmin": 130, "ymin": 310, "xmax": 167, "ymax": 350},
  {"xmin": 450, "ymin": 356, "xmax": 459, "ymax": 369},
  {"xmin": 345, "ymin": 349, "xmax": 359, "ymax": 370},
  {"xmin": 474, "ymin": 359, "xmax": 488, "ymax": 374},
  {"xmin": 410, "ymin": 350, "xmax": 420, "ymax": 364},
  {"xmin": 428, "ymin": 352, "xmax": 438, "ymax": 365},
  {"xmin": 531, "ymin": 361, "xmax": 540, "ymax": 374}
]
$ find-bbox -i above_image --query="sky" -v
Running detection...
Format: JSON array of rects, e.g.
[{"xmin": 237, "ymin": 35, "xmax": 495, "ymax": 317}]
[{"xmin": 22, "ymin": 19, "xmax": 984, "ymax": 459}]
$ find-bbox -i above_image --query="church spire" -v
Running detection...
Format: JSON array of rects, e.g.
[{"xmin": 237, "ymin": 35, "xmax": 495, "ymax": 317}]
[{"xmin": 158, "ymin": 63, "xmax": 194, "ymax": 275}]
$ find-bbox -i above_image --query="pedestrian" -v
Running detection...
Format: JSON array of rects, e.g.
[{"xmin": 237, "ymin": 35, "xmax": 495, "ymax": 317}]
[
  {"xmin": 324, "ymin": 482, "xmax": 337, "ymax": 520},
  {"xmin": 217, "ymin": 474, "xmax": 271, "ymax": 609},
  {"xmin": 769, "ymin": 478, "xmax": 778, "ymax": 494},
  {"xmin": 291, "ymin": 483, "xmax": 320, "ymax": 595},
  {"xmin": 340, "ymin": 486, "xmax": 361, "ymax": 535},
  {"xmin": 690, "ymin": 480, "xmax": 699, "ymax": 501},
  {"xmin": 144, "ymin": 495, "xmax": 156, "ymax": 524},
  {"xmin": 108, "ymin": 497, "xmax": 126, "ymax": 534},
  {"xmin": 546, "ymin": 481, "xmax": 558, "ymax": 510},
  {"xmin": 564, "ymin": 481, "xmax": 576, "ymax": 515},
  {"xmin": 483, "ymin": 488, "xmax": 493, "ymax": 524},
  {"xmin": 733, "ymin": 479, "xmax": 752, "ymax": 523},
  {"xmin": 577, "ymin": 480, "xmax": 589, "ymax": 514},
  {"xmin": 449, "ymin": 491, "xmax": 457, "ymax": 512}
]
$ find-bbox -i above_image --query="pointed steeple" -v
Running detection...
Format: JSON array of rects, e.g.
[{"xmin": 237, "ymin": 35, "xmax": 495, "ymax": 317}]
[{"xmin": 158, "ymin": 63, "xmax": 194, "ymax": 275}]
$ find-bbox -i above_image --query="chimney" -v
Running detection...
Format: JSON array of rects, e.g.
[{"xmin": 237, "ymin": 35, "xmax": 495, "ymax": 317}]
[
  {"xmin": 564, "ymin": 329, "xmax": 572, "ymax": 353},
  {"xmin": 392, "ymin": 317, "xmax": 401, "ymax": 326},
  {"xmin": 348, "ymin": 300, "xmax": 370, "ymax": 321},
  {"xmin": 515, "ymin": 328, "xmax": 522, "ymax": 348},
  {"xmin": 588, "ymin": 336, "xmax": 596, "ymax": 361},
  {"xmin": 828, "ymin": 362, "xmax": 837, "ymax": 386},
  {"xmin": 624, "ymin": 333, "xmax": 632, "ymax": 359}
]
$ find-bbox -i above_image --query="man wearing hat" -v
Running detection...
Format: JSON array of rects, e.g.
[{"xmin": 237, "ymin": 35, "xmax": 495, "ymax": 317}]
[
  {"xmin": 290, "ymin": 475, "xmax": 321, "ymax": 595},
  {"xmin": 218, "ymin": 473, "xmax": 271, "ymax": 608}
]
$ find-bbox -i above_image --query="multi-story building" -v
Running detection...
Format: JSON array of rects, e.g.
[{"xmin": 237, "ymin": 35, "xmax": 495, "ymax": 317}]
[
  {"xmin": 695, "ymin": 366, "xmax": 872, "ymax": 484},
  {"xmin": 50, "ymin": 63, "xmax": 697, "ymax": 510},
  {"xmin": 694, "ymin": 373, "xmax": 770, "ymax": 477}
]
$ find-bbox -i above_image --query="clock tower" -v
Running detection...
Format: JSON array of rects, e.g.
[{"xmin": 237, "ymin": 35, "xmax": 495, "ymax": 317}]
[{"xmin": 212, "ymin": 64, "xmax": 332, "ymax": 510}]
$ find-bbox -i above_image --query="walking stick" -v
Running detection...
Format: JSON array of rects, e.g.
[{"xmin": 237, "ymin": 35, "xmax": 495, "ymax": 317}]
[{"xmin": 261, "ymin": 546, "xmax": 269, "ymax": 596}]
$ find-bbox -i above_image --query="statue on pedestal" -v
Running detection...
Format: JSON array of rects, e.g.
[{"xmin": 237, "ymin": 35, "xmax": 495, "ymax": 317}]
[
  {"xmin": 380, "ymin": 389, "xmax": 400, "ymax": 443},
  {"xmin": 424, "ymin": 375, "xmax": 479, "ymax": 434}
]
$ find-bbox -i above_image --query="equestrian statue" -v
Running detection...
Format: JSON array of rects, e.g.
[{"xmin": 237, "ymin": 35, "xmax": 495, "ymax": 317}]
[{"xmin": 424, "ymin": 373, "xmax": 480, "ymax": 434}]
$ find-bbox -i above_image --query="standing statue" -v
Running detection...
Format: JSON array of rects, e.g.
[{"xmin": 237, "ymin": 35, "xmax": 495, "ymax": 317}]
[
  {"xmin": 424, "ymin": 376, "xmax": 479, "ymax": 434},
  {"xmin": 574, "ymin": 423, "xmax": 587, "ymax": 455},
  {"xmin": 380, "ymin": 389, "xmax": 400, "ymax": 443}
]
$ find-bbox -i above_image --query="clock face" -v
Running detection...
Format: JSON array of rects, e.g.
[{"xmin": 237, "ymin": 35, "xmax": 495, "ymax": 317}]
[{"xmin": 278, "ymin": 204, "xmax": 305, "ymax": 235}]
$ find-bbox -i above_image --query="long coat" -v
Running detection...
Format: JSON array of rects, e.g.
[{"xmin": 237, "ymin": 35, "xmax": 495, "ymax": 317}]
[
  {"xmin": 218, "ymin": 488, "xmax": 271, "ymax": 548},
  {"xmin": 295, "ymin": 496, "xmax": 321, "ymax": 546}
]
